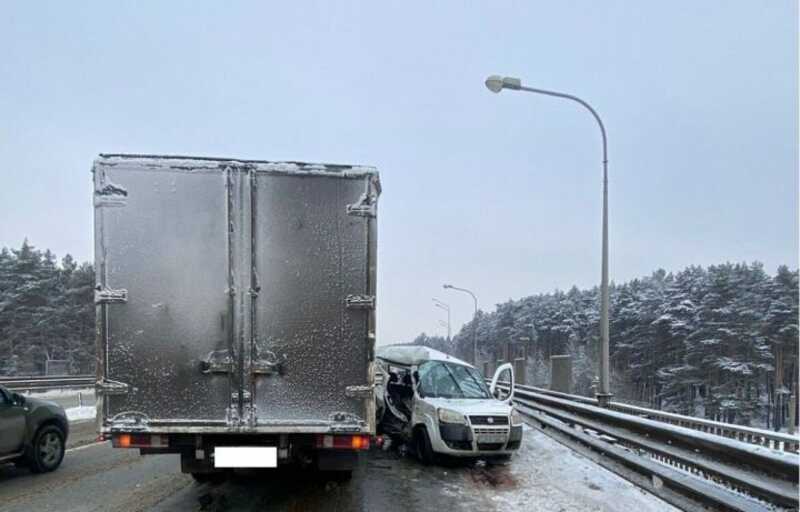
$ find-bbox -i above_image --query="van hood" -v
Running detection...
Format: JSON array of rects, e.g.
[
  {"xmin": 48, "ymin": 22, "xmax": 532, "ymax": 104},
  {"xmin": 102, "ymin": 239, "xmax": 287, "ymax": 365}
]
[{"xmin": 426, "ymin": 397, "xmax": 512, "ymax": 416}]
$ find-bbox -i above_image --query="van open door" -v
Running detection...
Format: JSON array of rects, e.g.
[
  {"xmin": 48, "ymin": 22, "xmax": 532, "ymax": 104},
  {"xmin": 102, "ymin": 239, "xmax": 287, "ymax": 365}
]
[{"xmin": 489, "ymin": 363, "xmax": 515, "ymax": 404}]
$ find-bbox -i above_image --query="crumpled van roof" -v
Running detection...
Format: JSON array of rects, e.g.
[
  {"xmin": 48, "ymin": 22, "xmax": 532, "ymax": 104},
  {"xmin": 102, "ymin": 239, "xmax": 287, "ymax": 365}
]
[{"xmin": 376, "ymin": 344, "xmax": 473, "ymax": 368}]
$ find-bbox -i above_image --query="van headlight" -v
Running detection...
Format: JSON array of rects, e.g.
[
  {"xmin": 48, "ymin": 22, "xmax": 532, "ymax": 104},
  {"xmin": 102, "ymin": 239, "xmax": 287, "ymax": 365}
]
[
  {"xmin": 438, "ymin": 408, "xmax": 467, "ymax": 424},
  {"xmin": 510, "ymin": 408, "xmax": 523, "ymax": 426}
]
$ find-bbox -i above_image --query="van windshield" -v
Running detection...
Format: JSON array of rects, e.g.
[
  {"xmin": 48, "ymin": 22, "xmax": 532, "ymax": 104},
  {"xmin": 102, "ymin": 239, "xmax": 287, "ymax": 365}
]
[{"xmin": 417, "ymin": 361, "xmax": 491, "ymax": 399}]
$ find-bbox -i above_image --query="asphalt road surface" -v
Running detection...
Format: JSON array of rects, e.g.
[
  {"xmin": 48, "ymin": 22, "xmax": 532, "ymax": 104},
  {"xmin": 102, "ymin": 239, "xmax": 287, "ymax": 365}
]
[{"xmin": 0, "ymin": 422, "xmax": 673, "ymax": 512}]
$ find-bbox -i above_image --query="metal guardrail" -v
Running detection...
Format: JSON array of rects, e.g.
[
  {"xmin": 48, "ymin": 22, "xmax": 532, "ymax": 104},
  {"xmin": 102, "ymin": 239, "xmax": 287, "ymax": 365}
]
[
  {"xmin": 517, "ymin": 383, "xmax": 800, "ymax": 454},
  {"xmin": 507, "ymin": 385, "xmax": 799, "ymax": 511},
  {"xmin": 0, "ymin": 375, "xmax": 95, "ymax": 392}
]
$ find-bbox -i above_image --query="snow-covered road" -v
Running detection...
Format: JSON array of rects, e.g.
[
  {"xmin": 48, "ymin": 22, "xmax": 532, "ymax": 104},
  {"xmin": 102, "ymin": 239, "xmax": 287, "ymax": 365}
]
[
  {"xmin": 0, "ymin": 422, "xmax": 675, "ymax": 511},
  {"xmin": 474, "ymin": 426, "xmax": 675, "ymax": 511}
]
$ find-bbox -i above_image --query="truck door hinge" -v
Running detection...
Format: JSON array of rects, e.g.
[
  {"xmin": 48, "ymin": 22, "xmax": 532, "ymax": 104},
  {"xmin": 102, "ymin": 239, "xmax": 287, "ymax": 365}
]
[
  {"xmin": 94, "ymin": 183, "xmax": 128, "ymax": 208},
  {"xmin": 329, "ymin": 412, "xmax": 367, "ymax": 432},
  {"xmin": 96, "ymin": 378, "xmax": 130, "ymax": 396},
  {"xmin": 231, "ymin": 391, "xmax": 251, "ymax": 402},
  {"xmin": 345, "ymin": 294, "xmax": 375, "ymax": 310},
  {"xmin": 346, "ymin": 192, "xmax": 377, "ymax": 217},
  {"xmin": 345, "ymin": 385, "xmax": 374, "ymax": 398},
  {"xmin": 95, "ymin": 286, "xmax": 128, "ymax": 304}
]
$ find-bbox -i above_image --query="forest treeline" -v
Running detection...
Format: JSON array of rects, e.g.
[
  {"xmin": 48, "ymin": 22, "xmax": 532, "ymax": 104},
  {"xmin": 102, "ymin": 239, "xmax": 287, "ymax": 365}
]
[
  {"xmin": 0, "ymin": 241, "xmax": 94, "ymax": 375},
  {"xmin": 1, "ymin": 240, "xmax": 797, "ymax": 430},
  {"xmin": 410, "ymin": 262, "xmax": 798, "ymax": 430}
]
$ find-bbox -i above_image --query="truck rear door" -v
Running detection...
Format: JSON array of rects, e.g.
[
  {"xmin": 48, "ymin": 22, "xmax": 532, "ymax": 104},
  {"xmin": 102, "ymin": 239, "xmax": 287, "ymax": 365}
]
[
  {"xmin": 249, "ymin": 172, "xmax": 376, "ymax": 431},
  {"xmin": 94, "ymin": 159, "xmax": 237, "ymax": 427},
  {"xmin": 95, "ymin": 156, "xmax": 378, "ymax": 433}
]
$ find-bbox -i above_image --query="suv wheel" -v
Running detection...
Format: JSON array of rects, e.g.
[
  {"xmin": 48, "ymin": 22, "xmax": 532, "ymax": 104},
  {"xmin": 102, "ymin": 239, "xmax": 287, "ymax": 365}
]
[{"xmin": 27, "ymin": 425, "xmax": 65, "ymax": 473}]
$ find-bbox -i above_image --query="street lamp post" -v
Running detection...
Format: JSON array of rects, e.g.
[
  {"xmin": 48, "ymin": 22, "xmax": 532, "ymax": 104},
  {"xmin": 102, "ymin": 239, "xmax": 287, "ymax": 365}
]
[
  {"xmin": 484, "ymin": 75, "xmax": 612, "ymax": 406},
  {"xmin": 443, "ymin": 284, "xmax": 479, "ymax": 366},
  {"xmin": 432, "ymin": 298, "xmax": 451, "ymax": 342}
]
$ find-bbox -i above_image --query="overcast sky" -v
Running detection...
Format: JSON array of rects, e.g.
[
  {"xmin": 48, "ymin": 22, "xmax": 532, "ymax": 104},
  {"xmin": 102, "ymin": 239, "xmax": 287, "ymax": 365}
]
[{"xmin": 1, "ymin": 2, "xmax": 797, "ymax": 344}]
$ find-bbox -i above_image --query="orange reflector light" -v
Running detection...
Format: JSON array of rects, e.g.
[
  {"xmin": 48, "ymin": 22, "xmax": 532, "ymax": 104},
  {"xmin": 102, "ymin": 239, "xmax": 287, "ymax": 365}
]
[
  {"xmin": 352, "ymin": 435, "xmax": 367, "ymax": 450},
  {"xmin": 112, "ymin": 433, "xmax": 168, "ymax": 449}
]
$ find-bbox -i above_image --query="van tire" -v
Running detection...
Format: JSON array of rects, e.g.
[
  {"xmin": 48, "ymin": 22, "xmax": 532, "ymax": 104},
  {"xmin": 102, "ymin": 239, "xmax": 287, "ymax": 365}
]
[{"xmin": 414, "ymin": 427, "xmax": 436, "ymax": 465}]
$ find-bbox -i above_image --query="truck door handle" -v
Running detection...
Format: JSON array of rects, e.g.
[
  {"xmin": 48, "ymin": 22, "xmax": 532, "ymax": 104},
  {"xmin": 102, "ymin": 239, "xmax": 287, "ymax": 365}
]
[{"xmin": 200, "ymin": 351, "xmax": 234, "ymax": 374}]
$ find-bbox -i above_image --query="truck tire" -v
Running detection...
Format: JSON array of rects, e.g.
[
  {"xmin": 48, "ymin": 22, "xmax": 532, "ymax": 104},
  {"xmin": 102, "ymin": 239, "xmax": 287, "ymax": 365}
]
[
  {"xmin": 327, "ymin": 470, "xmax": 353, "ymax": 482},
  {"xmin": 414, "ymin": 427, "xmax": 436, "ymax": 465},
  {"xmin": 26, "ymin": 425, "xmax": 65, "ymax": 473},
  {"xmin": 191, "ymin": 471, "xmax": 227, "ymax": 484}
]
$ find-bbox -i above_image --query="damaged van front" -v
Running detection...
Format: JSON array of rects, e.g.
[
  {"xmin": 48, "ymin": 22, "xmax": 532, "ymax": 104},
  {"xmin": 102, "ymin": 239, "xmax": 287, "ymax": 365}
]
[{"xmin": 375, "ymin": 345, "xmax": 522, "ymax": 464}]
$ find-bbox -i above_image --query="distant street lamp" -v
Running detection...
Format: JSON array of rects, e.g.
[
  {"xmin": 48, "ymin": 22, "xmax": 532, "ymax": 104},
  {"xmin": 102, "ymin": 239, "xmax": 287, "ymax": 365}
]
[
  {"xmin": 443, "ymin": 284, "xmax": 478, "ymax": 366},
  {"xmin": 484, "ymin": 74, "xmax": 612, "ymax": 406},
  {"xmin": 432, "ymin": 298, "xmax": 451, "ymax": 342}
]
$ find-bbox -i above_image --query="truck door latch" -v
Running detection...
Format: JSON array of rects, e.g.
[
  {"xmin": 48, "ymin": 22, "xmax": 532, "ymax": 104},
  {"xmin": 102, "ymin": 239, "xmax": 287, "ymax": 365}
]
[
  {"xmin": 200, "ymin": 350, "xmax": 233, "ymax": 374},
  {"xmin": 250, "ymin": 349, "xmax": 285, "ymax": 376}
]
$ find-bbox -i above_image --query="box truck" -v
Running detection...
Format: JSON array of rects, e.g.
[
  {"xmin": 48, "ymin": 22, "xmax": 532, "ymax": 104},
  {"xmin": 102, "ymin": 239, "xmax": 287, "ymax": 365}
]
[{"xmin": 93, "ymin": 154, "xmax": 379, "ymax": 479}]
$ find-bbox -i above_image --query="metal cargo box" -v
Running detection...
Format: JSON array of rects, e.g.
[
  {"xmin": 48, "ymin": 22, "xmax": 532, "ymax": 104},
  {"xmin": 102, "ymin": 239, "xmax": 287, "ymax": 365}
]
[{"xmin": 93, "ymin": 155, "xmax": 379, "ymax": 435}]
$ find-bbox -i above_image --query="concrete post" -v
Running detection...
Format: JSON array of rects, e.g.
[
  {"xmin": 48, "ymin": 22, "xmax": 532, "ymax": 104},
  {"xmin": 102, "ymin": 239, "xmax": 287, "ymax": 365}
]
[{"xmin": 550, "ymin": 355, "xmax": 573, "ymax": 394}]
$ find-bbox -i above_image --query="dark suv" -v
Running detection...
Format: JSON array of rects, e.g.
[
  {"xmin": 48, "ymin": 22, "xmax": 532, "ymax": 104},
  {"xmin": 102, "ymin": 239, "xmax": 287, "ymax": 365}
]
[{"xmin": 0, "ymin": 385, "xmax": 69, "ymax": 473}]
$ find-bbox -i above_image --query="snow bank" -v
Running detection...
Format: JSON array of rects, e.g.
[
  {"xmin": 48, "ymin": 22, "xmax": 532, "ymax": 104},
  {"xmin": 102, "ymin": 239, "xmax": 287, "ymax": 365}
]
[
  {"xmin": 24, "ymin": 388, "xmax": 94, "ymax": 399},
  {"xmin": 66, "ymin": 406, "xmax": 96, "ymax": 422}
]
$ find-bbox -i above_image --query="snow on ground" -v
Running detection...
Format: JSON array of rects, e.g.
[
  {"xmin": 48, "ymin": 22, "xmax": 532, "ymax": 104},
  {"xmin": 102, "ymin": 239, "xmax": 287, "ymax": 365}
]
[
  {"xmin": 65, "ymin": 405, "xmax": 96, "ymax": 422},
  {"xmin": 465, "ymin": 425, "xmax": 677, "ymax": 511},
  {"xmin": 23, "ymin": 387, "xmax": 94, "ymax": 399}
]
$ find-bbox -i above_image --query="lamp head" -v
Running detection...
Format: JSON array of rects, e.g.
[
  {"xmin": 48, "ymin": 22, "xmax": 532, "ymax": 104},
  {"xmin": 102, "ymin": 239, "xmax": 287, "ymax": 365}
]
[
  {"xmin": 484, "ymin": 75, "xmax": 522, "ymax": 93},
  {"xmin": 485, "ymin": 75, "xmax": 504, "ymax": 93}
]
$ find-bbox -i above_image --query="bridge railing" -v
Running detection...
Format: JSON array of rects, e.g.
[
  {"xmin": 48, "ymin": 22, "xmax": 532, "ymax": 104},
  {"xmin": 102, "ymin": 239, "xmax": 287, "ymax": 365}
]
[
  {"xmin": 487, "ymin": 377, "xmax": 800, "ymax": 510},
  {"xmin": 515, "ymin": 383, "xmax": 799, "ymax": 454},
  {"xmin": 0, "ymin": 374, "xmax": 95, "ymax": 392}
]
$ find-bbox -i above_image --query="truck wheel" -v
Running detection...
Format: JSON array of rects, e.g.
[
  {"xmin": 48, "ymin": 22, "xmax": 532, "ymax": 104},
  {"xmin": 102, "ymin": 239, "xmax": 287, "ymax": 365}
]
[
  {"xmin": 414, "ymin": 427, "xmax": 436, "ymax": 465},
  {"xmin": 27, "ymin": 425, "xmax": 65, "ymax": 473},
  {"xmin": 191, "ymin": 472, "xmax": 227, "ymax": 484},
  {"xmin": 327, "ymin": 470, "xmax": 353, "ymax": 482}
]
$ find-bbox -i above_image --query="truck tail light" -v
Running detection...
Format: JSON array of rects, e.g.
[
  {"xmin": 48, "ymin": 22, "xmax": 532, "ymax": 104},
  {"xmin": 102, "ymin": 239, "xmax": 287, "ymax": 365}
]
[
  {"xmin": 112, "ymin": 433, "xmax": 169, "ymax": 449},
  {"xmin": 315, "ymin": 434, "xmax": 371, "ymax": 451}
]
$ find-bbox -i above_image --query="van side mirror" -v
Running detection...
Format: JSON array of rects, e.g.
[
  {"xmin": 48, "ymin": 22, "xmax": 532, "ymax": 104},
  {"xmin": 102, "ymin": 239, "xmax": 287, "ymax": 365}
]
[{"xmin": 12, "ymin": 393, "xmax": 25, "ymax": 406}]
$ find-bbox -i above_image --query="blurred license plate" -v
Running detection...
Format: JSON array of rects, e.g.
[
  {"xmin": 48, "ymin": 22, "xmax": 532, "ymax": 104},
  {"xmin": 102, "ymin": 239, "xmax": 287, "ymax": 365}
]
[
  {"xmin": 214, "ymin": 447, "xmax": 277, "ymax": 468},
  {"xmin": 477, "ymin": 434, "xmax": 507, "ymax": 444}
]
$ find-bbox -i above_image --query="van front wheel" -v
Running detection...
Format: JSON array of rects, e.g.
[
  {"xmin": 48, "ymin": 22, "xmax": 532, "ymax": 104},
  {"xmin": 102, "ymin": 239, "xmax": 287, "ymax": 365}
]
[{"xmin": 414, "ymin": 427, "xmax": 436, "ymax": 465}]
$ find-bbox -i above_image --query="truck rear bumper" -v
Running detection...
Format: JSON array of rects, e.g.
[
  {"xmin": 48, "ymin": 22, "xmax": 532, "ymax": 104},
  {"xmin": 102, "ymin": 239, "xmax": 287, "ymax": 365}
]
[{"xmin": 110, "ymin": 431, "xmax": 369, "ymax": 473}]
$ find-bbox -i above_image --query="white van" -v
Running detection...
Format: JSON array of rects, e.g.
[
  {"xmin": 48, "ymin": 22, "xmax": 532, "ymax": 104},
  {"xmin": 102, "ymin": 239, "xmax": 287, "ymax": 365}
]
[{"xmin": 374, "ymin": 345, "xmax": 522, "ymax": 464}]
